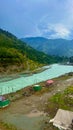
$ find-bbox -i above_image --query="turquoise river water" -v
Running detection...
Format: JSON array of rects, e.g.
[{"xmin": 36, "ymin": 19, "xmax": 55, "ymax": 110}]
[{"xmin": 0, "ymin": 64, "xmax": 73, "ymax": 95}]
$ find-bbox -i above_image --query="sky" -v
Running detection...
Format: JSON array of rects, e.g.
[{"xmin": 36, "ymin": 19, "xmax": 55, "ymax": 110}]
[{"xmin": 0, "ymin": 0, "xmax": 73, "ymax": 39}]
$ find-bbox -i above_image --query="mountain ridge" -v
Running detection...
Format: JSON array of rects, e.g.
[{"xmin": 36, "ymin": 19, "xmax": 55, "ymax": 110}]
[{"xmin": 21, "ymin": 37, "xmax": 73, "ymax": 57}]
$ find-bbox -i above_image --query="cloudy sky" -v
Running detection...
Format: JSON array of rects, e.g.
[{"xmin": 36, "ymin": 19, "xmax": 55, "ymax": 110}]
[{"xmin": 0, "ymin": 0, "xmax": 73, "ymax": 39}]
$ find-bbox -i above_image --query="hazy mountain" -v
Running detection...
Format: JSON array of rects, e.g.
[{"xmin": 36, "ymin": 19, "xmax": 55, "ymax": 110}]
[{"xmin": 21, "ymin": 37, "xmax": 73, "ymax": 57}]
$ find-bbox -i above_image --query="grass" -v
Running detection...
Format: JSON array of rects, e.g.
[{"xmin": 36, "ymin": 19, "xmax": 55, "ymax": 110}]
[
  {"xmin": 43, "ymin": 86, "xmax": 73, "ymax": 130},
  {"xmin": 45, "ymin": 85, "xmax": 73, "ymax": 118},
  {"xmin": 34, "ymin": 87, "xmax": 51, "ymax": 96},
  {"xmin": 64, "ymin": 86, "xmax": 73, "ymax": 94},
  {"xmin": 0, "ymin": 121, "xmax": 19, "ymax": 130}
]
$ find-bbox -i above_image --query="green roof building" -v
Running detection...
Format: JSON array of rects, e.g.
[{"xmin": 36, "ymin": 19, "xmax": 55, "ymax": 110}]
[
  {"xmin": 0, "ymin": 96, "xmax": 10, "ymax": 108},
  {"xmin": 33, "ymin": 85, "xmax": 42, "ymax": 91}
]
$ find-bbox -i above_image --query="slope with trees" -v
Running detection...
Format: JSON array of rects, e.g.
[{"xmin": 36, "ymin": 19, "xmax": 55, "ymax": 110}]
[{"xmin": 0, "ymin": 29, "xmax": 66, "ymax": 74}]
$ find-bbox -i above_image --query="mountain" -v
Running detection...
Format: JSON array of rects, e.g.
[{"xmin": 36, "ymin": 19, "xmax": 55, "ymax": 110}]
[
  {"xmin": 21, "ymin": 37, "xmax": 73, "ymax": 57},
  {"xmin": 0, "ymin": 29, "xmax": 63, "ymax": 74}
]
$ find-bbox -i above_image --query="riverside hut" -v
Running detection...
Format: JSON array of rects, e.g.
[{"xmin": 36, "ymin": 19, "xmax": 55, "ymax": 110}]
[
  {"xmin": 46, "ymin": 80, "xmax": 54, "ymax": 86},
  {"xmin": 0, "ymin": 96, "xmax": 10, "ymax": 108},
  {"xmin": 33, "ymin": 85, "xmax": 42, "ymax": 91},
  {"xmin": 50, "ymin": 109, "xmax": 73, "ymax": 130}
]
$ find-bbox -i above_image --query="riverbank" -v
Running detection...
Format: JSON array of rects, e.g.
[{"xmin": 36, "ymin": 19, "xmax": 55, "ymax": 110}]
[
  {"xmin": 1, "ymin": 64, "xmax": 73, "ymax": 95},
  {"xmin": 0, "ymin": 72, "xmax": 73, "ymax": 130},
  {"xmin": 0, "ymin": 65, "xmax": 50, "ymax": 83}
]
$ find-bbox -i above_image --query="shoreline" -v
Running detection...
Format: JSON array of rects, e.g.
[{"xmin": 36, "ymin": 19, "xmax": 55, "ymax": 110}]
[
  {"xmin": 0, "ymin": 64, "xmax": 73, "ymax": 95},
  {"xmin": 0, "ymin": 65, "xmax": 50, "ymax": 83},
  {"xmin": 4, "ymin": 71, "xmax": 73, "ymax": 100}
]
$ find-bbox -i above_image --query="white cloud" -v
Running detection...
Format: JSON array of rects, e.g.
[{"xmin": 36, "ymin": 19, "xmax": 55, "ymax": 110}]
[
  {"xmin": 48, "ymin": 24, "xmax": 70, "ymax": 39},
  {"xmin": 36, "ymin": 0, "xmax": 73, "ymax": 39},
  {"xmin": 38, "ymin": 22, "xmax": 71, "ymax": 39},
  {"xmin": 1, "ymin": 0, "xmax": 73, "ymax": 38}
]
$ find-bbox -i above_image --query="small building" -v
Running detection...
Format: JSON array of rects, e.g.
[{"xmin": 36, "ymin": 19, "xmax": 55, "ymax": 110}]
[
  {"xmin": 50, "ymin": 109, "xmax": 73, "ymax": 130},
  {"xmin": 0, "ymin": 96, "xmax": 10, "ymax": 108},
  {"xmin": 33, "ymin": 85, "xmax": 42, "ymax": 91},
  {"xmin": 46, "ymin": 80, "xmax": 54, "ymax": 86}
]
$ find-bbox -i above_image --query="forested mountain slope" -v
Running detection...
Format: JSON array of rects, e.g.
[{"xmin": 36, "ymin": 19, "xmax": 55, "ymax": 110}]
[{"xmin": 0, "ymin": 29, "xmax": 64, "ymax": 74}]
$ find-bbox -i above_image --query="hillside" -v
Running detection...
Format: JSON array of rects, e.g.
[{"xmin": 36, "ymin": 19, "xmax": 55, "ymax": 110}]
[
  {"xmin": 0, "ymin": 29, "xmax": 64, "ymax": 74},
  {"xmin": 21, "ymin": 37, "xmax": 73, "ymax": 57}
]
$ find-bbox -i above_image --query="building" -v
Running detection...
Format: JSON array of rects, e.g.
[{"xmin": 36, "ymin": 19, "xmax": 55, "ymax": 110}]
[
  {"xmin": 46, "ymin": 80, "xmax": 54, "ymax": 86},
  {"xmin": 0, "ymin": 96, "xmax": 10, "ymax": 108},
  {"xmin": 33, "ymin": 85, "xmax": 42, "ymax": 91},
  {"xmin": 50, "ymin": 109, "xmax": 73, "ymax": 130}
]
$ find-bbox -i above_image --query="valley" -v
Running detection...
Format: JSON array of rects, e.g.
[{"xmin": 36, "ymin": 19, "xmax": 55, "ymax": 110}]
[
  {"xmin": 0, "ymin": 29, "xmax": 65, "ymax": 75},
  {"xmin": 0, "ymin": 29, "xmax": 73, "ymax": 130},
  {"xmin": 1, "ymin": 1, "xmax": 73, "ymax": 130}
]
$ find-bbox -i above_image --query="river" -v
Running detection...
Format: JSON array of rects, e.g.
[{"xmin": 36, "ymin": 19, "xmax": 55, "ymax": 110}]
[{"xmin": 0, "ymin": 64, "xmax": 73, "ymax": 95}]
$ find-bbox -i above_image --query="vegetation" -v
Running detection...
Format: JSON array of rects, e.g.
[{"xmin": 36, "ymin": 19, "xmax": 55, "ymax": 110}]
[
  {"xmin": 0, "ymin": 121, "xmax": 18, "ymax": 130},
  {"xmin": 45, "ymin": 86, "xmax": 73, "ymax": 118},
  {"xmin": 69, "ymin": 56, "xmax": 73, "ymax": 64},
  {"xmin": 0, "ymin": 29, "xmax": 68, "ymax": 74}
]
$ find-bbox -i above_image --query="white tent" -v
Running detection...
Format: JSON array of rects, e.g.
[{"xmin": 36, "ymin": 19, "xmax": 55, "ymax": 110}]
[{"xmin": 50, "ymin": 109, "xmax": 73, "ymax": 130}]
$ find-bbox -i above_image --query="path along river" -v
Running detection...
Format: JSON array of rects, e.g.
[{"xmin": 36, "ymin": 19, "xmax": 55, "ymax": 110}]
[{"xmin": 0, "ymin": 64, "xmax": 73, "ymax": 95}]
